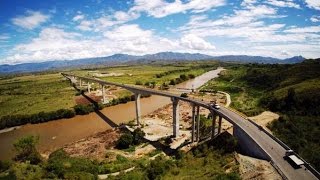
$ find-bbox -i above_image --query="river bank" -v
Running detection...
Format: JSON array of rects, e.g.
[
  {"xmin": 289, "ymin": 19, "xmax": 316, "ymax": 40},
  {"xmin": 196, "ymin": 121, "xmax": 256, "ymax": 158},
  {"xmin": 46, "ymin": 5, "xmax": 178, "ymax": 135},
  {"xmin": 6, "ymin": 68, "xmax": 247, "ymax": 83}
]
[{"xmin": 0, "ymin": 68, "xmax": 225, "ymax": 160}]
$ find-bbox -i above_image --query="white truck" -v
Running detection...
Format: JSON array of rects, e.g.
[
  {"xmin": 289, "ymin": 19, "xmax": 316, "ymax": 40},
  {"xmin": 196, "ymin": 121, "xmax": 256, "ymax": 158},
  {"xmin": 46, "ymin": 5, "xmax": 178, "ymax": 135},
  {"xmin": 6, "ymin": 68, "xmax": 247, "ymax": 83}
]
[{"xmin": 285, "ymin": 150, "xmax": 304, "ymax": 167}]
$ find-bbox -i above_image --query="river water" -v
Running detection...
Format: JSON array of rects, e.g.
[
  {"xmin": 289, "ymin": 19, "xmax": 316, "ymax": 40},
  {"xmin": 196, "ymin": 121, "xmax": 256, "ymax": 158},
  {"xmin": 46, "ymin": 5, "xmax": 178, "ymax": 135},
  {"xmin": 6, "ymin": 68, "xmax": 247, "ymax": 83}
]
[{"xmin": 0, "ymin": 67, "xmax": 224, "ymax": 160}]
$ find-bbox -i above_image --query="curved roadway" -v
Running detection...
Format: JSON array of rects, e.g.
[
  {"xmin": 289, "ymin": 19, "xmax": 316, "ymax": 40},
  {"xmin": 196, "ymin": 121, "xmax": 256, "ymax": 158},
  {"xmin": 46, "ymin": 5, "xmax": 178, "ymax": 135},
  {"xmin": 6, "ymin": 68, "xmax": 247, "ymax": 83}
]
[{"xmin": 62, "ymin": 73, "xmax": 318, "ymax": 180}]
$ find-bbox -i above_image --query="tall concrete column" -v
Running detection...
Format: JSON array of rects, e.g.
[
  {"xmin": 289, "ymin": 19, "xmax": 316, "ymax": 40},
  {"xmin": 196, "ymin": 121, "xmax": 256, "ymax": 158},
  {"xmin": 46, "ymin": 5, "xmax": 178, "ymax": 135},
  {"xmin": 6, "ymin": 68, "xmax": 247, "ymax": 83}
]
[
  {"xmin": 135, "ymin": 93, "xmax": 141, "ymax": 126},
  {"xmin": 172, "ymin": 97, "xmax": 180, "ymax": 137},
  {"xmin": 196, "ymin": 106, "xmax": 200, "ymax": 142},
  {"xmin": 191, "ymin": 104, "xmax": 196, "ymax": 142},
  {"xmin": 211, "ymin": 111, "xmax": 217, "ymax": 139},
  {"xmin": 218, "ymin": 116, "xmax": 222, "ymax": 134},
  {"xmin": 102, "ymin": 85, "xmax": 107, "ymax": 104},
  {"xmin": 87, "ymin": 83, "xmax": 91, "ymax": 93},
  {"xmin": 79, "ymin": 79, "xmax": 82, "ymax": 87}
]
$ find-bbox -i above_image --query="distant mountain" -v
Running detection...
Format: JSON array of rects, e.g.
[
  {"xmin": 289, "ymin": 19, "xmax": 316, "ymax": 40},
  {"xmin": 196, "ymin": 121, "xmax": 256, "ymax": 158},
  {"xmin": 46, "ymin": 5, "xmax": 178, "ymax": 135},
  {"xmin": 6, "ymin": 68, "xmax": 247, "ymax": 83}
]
[
  {"xmin": 210, "ymin": 55, "xmax": 305, "ymax": 64},
  {"xmin": 0, "ymin": 52, "xmax": 306, "ymax": 74}
]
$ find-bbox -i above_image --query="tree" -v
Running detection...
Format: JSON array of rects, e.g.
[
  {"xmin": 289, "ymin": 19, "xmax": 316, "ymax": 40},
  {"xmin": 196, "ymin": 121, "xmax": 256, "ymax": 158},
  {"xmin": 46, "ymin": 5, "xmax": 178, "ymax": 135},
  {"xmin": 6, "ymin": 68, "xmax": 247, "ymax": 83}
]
[
  {"xmin": 132, "ymin": 128, "xmax": 145, "ymax": 145},
  {"xmin": 116, "ymin": 133, "xmax": 134, "ymax": 149},
  {"xmin": 13, "ymin": 135, "xmax": 42, "ymax": 164}
]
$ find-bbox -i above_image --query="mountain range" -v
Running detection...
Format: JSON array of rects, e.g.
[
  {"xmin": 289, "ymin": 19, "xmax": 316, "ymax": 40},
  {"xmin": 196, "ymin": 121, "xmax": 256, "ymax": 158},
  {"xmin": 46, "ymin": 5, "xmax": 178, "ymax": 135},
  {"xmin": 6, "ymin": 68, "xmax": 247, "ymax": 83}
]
[{"xmin": 0, "ymin": 52, "xmax": 305, "ymax": 74}]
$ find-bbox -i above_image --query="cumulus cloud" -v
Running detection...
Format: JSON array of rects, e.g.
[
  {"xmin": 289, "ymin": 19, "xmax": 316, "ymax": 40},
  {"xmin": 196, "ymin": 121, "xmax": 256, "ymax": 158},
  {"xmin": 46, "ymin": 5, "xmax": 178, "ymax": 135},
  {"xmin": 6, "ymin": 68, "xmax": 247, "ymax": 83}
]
[
  {"xmin": 72, "ymin": 14, "xmax": 84, "ymax": 21},
  {"xmin": 11, "ymin": 11, "xmax": 50, "ymax": 29},
  {"xmin": 266, "ymin": 0, "xmax": 301, "ymax": 9},
  {"xmin": 305, "ymin": 0, "xmax": 320, "ymax": 10},
  {"xmin": 130, "ymin": 0, "xmax": 226, "ymax": 18},
  {"xmin": 310, "ymin": 15, "xmax": 320, "ymax": 22},
  {"xmin": 180, "ymin": 34, "xmax": 215, "ymax": 50}
]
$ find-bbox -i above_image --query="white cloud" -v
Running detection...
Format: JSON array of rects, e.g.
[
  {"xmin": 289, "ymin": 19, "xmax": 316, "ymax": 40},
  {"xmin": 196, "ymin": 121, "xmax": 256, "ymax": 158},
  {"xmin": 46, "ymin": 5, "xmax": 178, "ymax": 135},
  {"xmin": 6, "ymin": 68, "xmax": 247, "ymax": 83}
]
[
  {"xmin": 11, "ymin": 11, "xmax": 50, "ymax": 29},
  {"xmin": 266, "ymin": 0, "xmax": 301, "ymax": 9},
  {"xmin": 0, "ymin": 34, "xmax": 10, "ymax": 40},
  {"xmin": 77, "ymin": 20, "xmax": 93, "ymax": 31},
  {"xmin": 310, "ymin": 15, "xmax": 320, "ymax": 22},
  {"xmin": 130, "ymin": 0, "xmax": 226, "ymax": 18},
  {"xmin": 72, "ymin": 14, "xmax": 84, "ymax": 21},
  {"xmin": 180, "ymin": 34, "xmax": 215, "ymax": 50},
  {"xmin": 284, "ymin": 26, "xmax": 320, "ymax": 33},
  {"xmin": 305, "ymin": 0, "xmax": 320, "ymax": 10},
  {"xmin": 241, "ymin": 0, "xmax": 257, "ymax": 6}
]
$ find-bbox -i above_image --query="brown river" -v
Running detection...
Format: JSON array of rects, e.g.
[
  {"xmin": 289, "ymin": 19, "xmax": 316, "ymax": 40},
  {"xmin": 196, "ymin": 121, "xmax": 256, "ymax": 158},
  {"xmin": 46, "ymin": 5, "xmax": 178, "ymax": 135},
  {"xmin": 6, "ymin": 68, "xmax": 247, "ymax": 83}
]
[{"xmin": 0, "ymin": 67, "xmax": 224, "ymax": 160}]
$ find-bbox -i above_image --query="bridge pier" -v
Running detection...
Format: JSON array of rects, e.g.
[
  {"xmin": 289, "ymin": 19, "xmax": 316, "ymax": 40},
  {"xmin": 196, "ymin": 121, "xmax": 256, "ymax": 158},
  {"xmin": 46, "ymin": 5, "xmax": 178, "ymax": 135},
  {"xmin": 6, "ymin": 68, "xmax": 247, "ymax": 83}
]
[
  {"xmin": 218, "ymin": 116, "xmax": 222, "ymax": 134},
  {"xmin": 87, "ymin": 82, "xmax": 91, "ymax": 93},
  {"xmin": 135, "ymin": 93, "xmax": 141, "ymax": 126},
  {"xmin": 172, "ymin": 97, "xmax": 180, "ymax": 137},
  {"xmin": 102, "ymin": 85, "xmax": 108, "ymax": 104},
  {"xmin": 191, "ymin": 104, "xmax": 196, "ymax": 142},
  {"xmin": 196, "ymin": 106, "xmax": 200, "ymax": 141},
  {"xmin": 211, "ymin": 111, "xmax": 217, "ymax": 139}
]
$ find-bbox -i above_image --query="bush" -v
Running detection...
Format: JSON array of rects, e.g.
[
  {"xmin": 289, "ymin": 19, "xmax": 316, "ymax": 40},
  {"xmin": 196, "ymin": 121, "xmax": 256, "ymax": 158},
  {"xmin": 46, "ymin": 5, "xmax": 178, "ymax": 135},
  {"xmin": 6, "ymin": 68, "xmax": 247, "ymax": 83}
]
[
  {"xmin": 46, "ymin": 149, "xmax": 99, "ymax": 178},
  {"xmin": 180, "ymin": 93, "xmax": 188, "ymax": 98},
  {"xmin": 135, "ymin": 80, "xmax": 143, "ymax": 85},
  {"xmin": 116, "ymin": 133, "xmax": 134, "ymax": 149},
  {"xmin": 169, "ymin": 79, "xmax": 176, "ymax": 85},
  {"xmin": 73, "ymin": 104, "xmax": 94, "ymax": 115},
  {"xmin": 13, "ymin": 135, "xmax": 42, "ymax": 165},
  {"xmin": 146, "ymin": 156, "xmax": 172, "ymax": 180},
  {"xmin": 132, "ymin": 128, "xmax": 145, "ymax": 145}
]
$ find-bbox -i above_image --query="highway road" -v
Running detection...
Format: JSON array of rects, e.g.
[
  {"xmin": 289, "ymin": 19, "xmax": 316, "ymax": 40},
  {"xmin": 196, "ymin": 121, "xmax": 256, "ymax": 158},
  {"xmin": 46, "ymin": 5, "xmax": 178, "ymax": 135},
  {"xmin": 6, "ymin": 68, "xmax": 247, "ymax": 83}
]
[{"xmin": 218, "ymin": 107, "xmax": 318, "ymax": 180}]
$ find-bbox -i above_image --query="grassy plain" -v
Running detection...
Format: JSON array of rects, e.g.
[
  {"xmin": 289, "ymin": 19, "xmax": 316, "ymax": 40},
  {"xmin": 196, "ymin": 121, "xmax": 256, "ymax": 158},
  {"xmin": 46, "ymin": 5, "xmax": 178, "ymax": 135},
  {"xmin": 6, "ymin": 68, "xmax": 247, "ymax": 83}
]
[
  {"xmin": 0, "ymin": 62, "xmax": 217, "ymax": 118},
  {"xmin": 0, "ymin": 73, "xmax": 75, "ymax": 117}
]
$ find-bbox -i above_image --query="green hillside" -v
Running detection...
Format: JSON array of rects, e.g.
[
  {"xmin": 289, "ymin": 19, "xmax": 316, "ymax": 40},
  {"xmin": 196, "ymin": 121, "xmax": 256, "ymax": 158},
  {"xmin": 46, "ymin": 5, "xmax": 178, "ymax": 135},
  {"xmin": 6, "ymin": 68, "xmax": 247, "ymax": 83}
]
[{"xmin": 203, "ymin": 59, "xmax": 320, "ymax": 170}]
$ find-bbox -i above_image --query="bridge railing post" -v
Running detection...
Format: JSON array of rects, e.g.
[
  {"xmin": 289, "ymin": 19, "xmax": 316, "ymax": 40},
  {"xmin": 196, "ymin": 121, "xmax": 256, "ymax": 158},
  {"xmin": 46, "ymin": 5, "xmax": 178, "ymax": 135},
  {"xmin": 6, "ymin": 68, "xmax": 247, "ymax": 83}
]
[
  {"xmin": 172, "ymin": 97, "xmax": 180, "ymax": 137},
  {"xmin": 135, "ymin": 93, "xmax": 141, "ymax": 126}
]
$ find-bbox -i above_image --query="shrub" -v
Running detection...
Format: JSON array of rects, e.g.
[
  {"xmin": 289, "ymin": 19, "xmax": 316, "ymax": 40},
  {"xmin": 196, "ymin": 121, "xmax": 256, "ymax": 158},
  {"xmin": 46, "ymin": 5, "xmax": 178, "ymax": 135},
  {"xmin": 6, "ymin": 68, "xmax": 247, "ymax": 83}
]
[
  {"xmin": 132, "ymin": 128, "xmax": 146, "ymax": 145},
  {"xmin": 116, "ymin": 133, "xmax": 134, "ymax": 149},
  {"xmin": 73, "ymin": 104, "xmax": 94, "ymax": 115},
  {"xmin": 169, "ymin": 79, "xmax": 176, "ymax": 85},
  {"xmin": 13, "ymin": 135, "xmax": 42, "ymax": 164},
  {"xmin": 135, "ymin": 80, "xmax": 143, "ymax": 85},
  {"xmin": 180, "ymin": 93, "xmax": 188, "ymax": 98}
]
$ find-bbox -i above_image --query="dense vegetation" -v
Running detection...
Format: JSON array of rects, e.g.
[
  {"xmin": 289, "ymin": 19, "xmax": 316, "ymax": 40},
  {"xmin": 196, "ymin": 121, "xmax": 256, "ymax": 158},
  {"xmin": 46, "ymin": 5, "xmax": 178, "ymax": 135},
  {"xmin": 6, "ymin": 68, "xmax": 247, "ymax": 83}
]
[
  {"xmin": 202, "ymin": 59, "xmax": 320, "ymax": 170},
  {"xmin": 0, "ymin": 131, "xmax": 239, "ymax": 179},
  {"xmin": 110, "ymin": 132, "xmax": 239, "ymax": 180}
]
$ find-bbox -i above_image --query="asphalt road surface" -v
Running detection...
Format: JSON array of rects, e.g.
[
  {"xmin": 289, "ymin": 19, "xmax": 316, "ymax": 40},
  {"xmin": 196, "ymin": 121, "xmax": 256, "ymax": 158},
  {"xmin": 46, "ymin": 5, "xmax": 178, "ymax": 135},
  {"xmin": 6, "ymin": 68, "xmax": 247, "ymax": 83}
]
[{"xmin": 218, "ymin": 107, "xmax": 318, "ymax": 180}]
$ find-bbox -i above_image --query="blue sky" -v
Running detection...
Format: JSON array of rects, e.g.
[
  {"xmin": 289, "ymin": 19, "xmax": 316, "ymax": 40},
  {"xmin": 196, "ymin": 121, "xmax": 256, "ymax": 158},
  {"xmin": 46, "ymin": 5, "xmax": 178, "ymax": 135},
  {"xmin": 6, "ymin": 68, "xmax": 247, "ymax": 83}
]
[{"xmin": 0, "ymin": 0, "xmax": 319, "ymax": 64}]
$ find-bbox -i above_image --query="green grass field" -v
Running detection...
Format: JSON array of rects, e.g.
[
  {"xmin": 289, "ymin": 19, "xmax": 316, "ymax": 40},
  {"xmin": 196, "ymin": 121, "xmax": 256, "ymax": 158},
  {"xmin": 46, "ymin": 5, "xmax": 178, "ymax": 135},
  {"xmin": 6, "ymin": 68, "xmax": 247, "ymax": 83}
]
[
  {"xmin": 0, "ymin": 63, "xmax": 217, "ymax": 118},
  {"xmin": 0, "ymin": 73, "xmax": 75, "ymax": 117}
]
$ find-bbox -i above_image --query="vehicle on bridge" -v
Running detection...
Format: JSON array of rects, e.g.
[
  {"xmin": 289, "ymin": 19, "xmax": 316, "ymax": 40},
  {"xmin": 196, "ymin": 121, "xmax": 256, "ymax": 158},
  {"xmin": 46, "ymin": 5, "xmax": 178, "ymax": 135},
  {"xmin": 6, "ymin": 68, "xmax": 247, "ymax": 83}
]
[
  {"xmin": 285, "ymin": 150, "xmax": 304, "ymax": 168},
  {"xmin": 209, "ymin": 101, "xmax": 220, "ymax": 109}
]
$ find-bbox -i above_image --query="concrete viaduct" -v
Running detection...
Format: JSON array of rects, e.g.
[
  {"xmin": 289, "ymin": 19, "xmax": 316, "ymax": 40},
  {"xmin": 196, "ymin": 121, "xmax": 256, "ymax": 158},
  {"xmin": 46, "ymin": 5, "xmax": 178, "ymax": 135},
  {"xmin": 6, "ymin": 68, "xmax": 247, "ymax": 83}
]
[{"xmin": 61, "ymin": 73, "xmax": 319, "ymax": 180}]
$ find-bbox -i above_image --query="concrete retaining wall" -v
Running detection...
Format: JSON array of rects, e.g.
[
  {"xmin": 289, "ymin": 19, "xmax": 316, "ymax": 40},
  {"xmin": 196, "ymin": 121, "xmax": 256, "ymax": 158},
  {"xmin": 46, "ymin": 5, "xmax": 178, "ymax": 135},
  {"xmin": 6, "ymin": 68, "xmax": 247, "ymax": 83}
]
[{"xmin": 233, "ymin": 125, "xmax": 271, "ymax": 161}]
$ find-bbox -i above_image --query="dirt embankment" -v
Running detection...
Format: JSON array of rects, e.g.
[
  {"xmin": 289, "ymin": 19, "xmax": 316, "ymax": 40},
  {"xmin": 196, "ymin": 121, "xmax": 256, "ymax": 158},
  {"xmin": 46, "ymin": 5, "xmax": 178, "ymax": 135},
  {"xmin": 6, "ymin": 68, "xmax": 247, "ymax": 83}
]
[
  {"xmin": 236, "ymin": 153, "xmax": 282, "ymax": 180},
  {"xmin": 62, "ymin": 129, "xmax": 121, "ymax": 160},
  {"xmin": 249, "ymin": 111, "xmax": 279, "ymax": 133}
]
